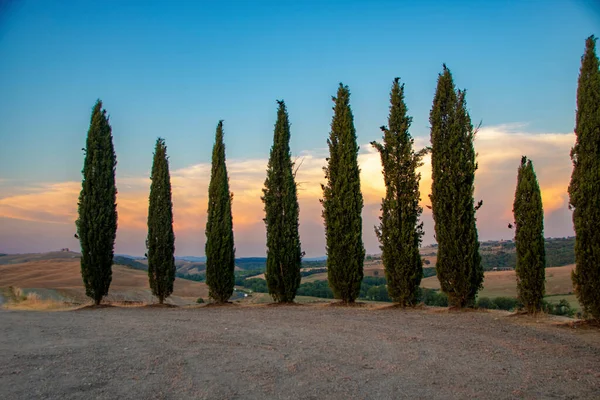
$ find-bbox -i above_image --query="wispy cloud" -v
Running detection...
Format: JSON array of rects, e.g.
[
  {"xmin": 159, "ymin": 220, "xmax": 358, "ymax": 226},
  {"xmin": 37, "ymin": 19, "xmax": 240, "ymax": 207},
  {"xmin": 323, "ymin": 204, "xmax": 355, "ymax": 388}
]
[{"xmin": 0, "ymin": 125, "xmax": 576, "ymax": 256}]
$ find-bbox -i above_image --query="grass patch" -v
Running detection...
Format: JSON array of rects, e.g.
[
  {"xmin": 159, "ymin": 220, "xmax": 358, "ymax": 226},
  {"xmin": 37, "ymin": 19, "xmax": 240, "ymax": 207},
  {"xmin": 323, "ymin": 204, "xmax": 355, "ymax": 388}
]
[{"xmin": 4, "ymin": 287, "xmax": 80, "ymax": 311}]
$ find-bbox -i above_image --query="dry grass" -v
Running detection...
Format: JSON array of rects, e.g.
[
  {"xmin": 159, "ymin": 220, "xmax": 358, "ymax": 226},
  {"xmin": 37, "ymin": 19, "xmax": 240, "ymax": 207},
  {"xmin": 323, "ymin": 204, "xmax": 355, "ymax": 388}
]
[
  {"xmin": 4, "ymin": 287, "xmax": 80, "ymax": 311},
  {"xmin": 0, "ymin": 258, "xmax": 209, "ymax": 304},
  {"xmin": 421, "ymin": 264, "xmax": 575, "ymax": 298}
]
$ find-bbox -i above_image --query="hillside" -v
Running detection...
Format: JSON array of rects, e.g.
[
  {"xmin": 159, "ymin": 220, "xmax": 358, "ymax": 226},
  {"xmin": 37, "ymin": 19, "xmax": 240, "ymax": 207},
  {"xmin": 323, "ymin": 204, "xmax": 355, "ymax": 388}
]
[
  {"xmin": 421, "ymin": 264, "xmax": 575, "ymax": 298},
  {"xmin": 0, "ymin": 253, "xmax": 209, "ymax": 305},
  {"xmin": 417, "ymin": 237, "xmax": 575, "ymax": 271}
]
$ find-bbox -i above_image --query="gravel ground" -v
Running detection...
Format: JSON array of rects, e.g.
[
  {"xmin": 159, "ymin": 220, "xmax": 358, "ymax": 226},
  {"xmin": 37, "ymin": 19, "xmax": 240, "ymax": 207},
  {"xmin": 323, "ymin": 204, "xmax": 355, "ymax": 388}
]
[{"xmin": 1, "ymin": 305, "xmax": 599, "ymax": 400}]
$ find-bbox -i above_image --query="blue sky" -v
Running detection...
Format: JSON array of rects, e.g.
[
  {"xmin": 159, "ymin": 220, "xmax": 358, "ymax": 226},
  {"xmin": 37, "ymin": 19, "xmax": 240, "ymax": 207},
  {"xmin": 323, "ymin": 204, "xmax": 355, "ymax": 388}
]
[{"xmin": 0, "ymin": 1, "xmax": 598, "ymax": 256}]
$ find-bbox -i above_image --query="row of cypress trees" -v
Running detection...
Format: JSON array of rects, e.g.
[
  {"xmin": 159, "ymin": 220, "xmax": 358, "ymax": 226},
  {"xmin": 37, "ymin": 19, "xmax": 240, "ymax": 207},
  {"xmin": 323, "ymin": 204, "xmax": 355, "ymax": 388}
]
[{"xmin": 76, "ymin": 36, "xmax": 599, "ymax": 320}]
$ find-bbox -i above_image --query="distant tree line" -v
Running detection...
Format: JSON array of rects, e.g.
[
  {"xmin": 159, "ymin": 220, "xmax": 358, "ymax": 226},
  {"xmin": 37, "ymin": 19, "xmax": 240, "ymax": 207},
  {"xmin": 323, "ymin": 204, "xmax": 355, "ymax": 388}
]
[
  {"xmin": 479, "ymin": 237, "xmax": 575, "ymax": 271},
  {"xmin": 75, "ymin": 36, "xmax": 600, "ymax": 321}
]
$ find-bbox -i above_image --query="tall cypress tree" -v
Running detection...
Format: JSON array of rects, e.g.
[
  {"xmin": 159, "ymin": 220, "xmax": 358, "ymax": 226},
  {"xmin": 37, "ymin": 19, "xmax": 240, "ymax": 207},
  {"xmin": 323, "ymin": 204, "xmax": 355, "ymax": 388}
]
[
  {"xmin": 371, "ymin": 78, "xmax": 425, "ymax": 306},
  {"xmin": 262, "ymin": 100, "xmax": 303, "ymax": 303},
  {"xmin": 205, "ymin": 121, "xmax": 235, "ymax": 303},
  {"xmin": 569, "ymin": 35, "xmax": 600, "ymax": 320},
  {"xmin": 513, "ymin": 156, "xmax": 545, "ymax": 313},
  {"xmin": 429, "ymin": 65, "xmax": 482, "ymax": 308},
  {"xmin": 322, "ymin": 83, "xmax": 365, "ymax": 303},
  {"xmin": 76, "ymin": 99, "xmax": 118, "ymax": 306},
  {"xmin": 146, "ymin": 138, "xmax": 176, "ymax": 305}
]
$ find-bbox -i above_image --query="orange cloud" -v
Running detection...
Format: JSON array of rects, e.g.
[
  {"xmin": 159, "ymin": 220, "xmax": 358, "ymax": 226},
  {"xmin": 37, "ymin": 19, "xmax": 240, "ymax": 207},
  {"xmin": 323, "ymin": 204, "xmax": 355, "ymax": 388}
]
[{"xmin": 0, "ymin": 124, "xmax": 576, "ymax": 256}]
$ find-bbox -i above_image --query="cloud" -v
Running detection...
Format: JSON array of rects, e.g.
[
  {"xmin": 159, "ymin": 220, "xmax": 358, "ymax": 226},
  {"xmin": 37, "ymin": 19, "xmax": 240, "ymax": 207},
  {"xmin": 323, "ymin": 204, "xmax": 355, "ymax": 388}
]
[{"xmin": 0, "ymin": 125, "xmax": 576, "ymax": 256}]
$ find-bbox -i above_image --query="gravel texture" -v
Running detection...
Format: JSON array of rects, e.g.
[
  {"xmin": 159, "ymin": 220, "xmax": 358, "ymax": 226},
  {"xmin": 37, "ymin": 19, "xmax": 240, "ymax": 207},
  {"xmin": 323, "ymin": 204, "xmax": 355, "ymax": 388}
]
[{"xmin": 1, "ymin": 305, "xmax": 599, "ymax": 399}]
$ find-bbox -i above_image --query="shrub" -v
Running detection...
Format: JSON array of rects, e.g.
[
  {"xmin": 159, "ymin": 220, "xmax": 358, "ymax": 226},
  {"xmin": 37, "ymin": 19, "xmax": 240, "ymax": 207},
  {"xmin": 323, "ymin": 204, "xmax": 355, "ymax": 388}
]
[
  {"xmin": 196, "ymin": 298, "xmax": 205, "ymax": 304},
  {"xmin": 543, "ymin": 299, "xmax": 575, "ymax": 317},
  {"xmin": 493, "ymin": 297, "xmax": 520, "ymax": 311},
  {"xmin": 419, "ymin": 288, "xmax": 448, "ymax": 307},
  {"xmin": 476, "ymin": 297, "xmax": 497, "ymax": 309}
]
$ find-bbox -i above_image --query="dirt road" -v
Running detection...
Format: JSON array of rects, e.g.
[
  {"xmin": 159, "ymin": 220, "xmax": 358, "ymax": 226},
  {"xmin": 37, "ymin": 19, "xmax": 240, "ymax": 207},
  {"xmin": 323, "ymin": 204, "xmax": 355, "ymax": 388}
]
[{"xmin": 1, "ymin": 305, "xmax": 598, "ymax": 399}]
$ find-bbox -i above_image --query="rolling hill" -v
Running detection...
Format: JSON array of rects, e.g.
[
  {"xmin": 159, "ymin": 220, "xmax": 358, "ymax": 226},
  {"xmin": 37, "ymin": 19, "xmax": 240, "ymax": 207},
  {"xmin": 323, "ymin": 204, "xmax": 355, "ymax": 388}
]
[{"xmin": 0, "ymin": 252, "xmax": 209, "ymax": 305}]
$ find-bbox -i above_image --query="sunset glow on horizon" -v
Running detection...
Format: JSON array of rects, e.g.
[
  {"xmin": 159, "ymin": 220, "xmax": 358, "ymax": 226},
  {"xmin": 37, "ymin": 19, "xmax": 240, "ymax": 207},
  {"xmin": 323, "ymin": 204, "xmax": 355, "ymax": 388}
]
[{"xmin": 0, "ymin": 125, "xmax": 576, "ymax": 257}]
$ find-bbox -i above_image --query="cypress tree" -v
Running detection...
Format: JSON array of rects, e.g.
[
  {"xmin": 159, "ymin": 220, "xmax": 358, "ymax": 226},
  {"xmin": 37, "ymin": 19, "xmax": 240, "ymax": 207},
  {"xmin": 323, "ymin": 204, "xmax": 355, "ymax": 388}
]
[
  {"xmin": 76, "ymin": 99, "xmax": 118, "ymax": 306},
  {"xmin": 569, "ymin": 35, "xmax": 600, "ymax": 320},
  {"xmin": 321, "ymin": 83, "xmax": 365, "ymax": 303},
  {"xmin": 513, "ymin": 156, "xmax": 545, "ymax": 313},
  {"xmin": 262, "ymin": 100, "xmax": 303, "ymax": 303},
  {"xmin": 429, "ymin": 65, "xmax": 483, "ymax": 308},
  {"xmin": 205, "ymin": 121, "xmax": 235, "ymax": 303},
  {"xmin": 146, "ymin": 138, "xmax": 176, "ymax": 305},
  {"xmin": 372, "ymin": 78, "xmax": 426, "ymax": 306}
]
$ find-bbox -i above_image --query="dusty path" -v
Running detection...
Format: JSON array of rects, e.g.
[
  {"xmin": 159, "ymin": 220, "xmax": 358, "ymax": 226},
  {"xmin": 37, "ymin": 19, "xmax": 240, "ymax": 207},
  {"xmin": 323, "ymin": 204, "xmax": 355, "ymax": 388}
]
[{"xmin": 0, "ymin": 306, "xmax": 598, "ymax": 399}]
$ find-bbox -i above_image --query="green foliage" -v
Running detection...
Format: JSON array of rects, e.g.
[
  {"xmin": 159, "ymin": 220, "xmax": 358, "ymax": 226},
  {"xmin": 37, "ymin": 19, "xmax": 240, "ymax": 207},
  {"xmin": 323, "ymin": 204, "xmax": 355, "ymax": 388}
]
[
  {"xmin": 419, "ymin": 288, "xmax": 449, "ymax": 307},
  {"xmin": 481, "ymin": 251, "xmax": 516, "ymax": 270},
  {"xmin": 146, "ymin": 138, "xmax": 176, "ymax": 304},
  {"xmin": 262, "ymin": 100, "xmax": 303, "ymax": 302},
  {"xmin": 196, "ymin": 297, "xmax": 205, "ymax": 304},
  {"xmin": 113, "ymin": 256, "xmax": 147, "ymax": 271},
  {"xmin": 569, "ymin": 35, "xmax": 600, "ymax": 320},
  {"xmin": 365, "ymin": 285, "xmax": 391, "ymax": 302},
  {"xmin": 479, "ymin": 237, "xmax": 574, "ymax": 270},
  {"xmin": 371, "ymin": 78, "xmax": 425, "ymax": 306},
  {"xmin": 76, "ymin": 100, "xmax": 118, "ymax": 305},
  {"xmin": 476, "ymin": 296, "xmax": 520, "ymax": 311},
  {"xmin": 544, "ymin": 237, "xmax": 575, "ymax": 267},
  {"xmin": 301, "ymin": 260, "xmax": 327, "ymax": 268},
  {"xmin": 513, "ymin": 156, "xmax": 545, "ymax": 312},
  {"xmin": 205, "ymin": 121, "xmax": 236, "ymax": 303},
  {"xmin": 492, "ymin": 297, "xmax": 520, "ymax": 311},
  {"xmin": 429, "ymin": 65, "xmax": 482, "ymax": 307},
  {"xmin": 322, "ymin": 83, "xmax": 365, "ymax": 303},
  {"xmin": 234, "ymin": 270, "xmax": 263, "ymax": 286},
  {"xmin": 243, "ymin": 278, "xmax": 268, "ymax": 293},
  {"xmin": 296, "ymin": 280, "xmax": 335, "ymax": 298},
  {"xmin": 178, "ymin": 273, "xmax": 205, "ymax": 282},
  {"xmin": 422, "ymin": 267, "xmax": 436, "ymax": 278},
  {"xmin": 300, "ymin": 268, "xmax": 328, "ymax": 277},
  {"xmin": 476, "ymin": 297, "xmax": 497, "ymax": 310},
  {"xmin": 235, "ymin": 258, "xmax": 267, "ymax": 271},
  {"xmin": 543, "ymin": 299, "xmax": 575, "ymax": 317}
]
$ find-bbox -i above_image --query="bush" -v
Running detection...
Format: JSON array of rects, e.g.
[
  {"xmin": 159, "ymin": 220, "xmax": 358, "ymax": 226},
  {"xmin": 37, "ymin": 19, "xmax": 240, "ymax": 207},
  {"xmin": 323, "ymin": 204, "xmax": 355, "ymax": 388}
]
[
  {"xmin": 476, "ymin": 297, "xmax": 497, "ymax": 309},
  {"xmin": 234, "ymin": 269, "xmax": 263, "ymax": 286},
  {"xmin": 493, "ymin": 297, "xmax": 520, "ymax": 311},
  {"xmin": 242, "ymin": 278, "xmax": 268, "ymax": 293},
  {"xmin": 196, "ymin": 298, "xmax": 205, "ymax": 304},
  {"xmin": 365, "ymin": 285, "xmax": 390, "ymax": 302},
  {"xmin": 422, "ymin": 267, "xmax": 436, "ymax": 278},
  {"xmin": 296, "ymin": 280, "xmax": 334, "ymax": 299},
  {"xmin": 419, "ymin": 288, "xmax": 448, "ymax": 307},
  {"xmin": 543, "ymin": 299, "xmax": 575, "ymax": 317}
]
